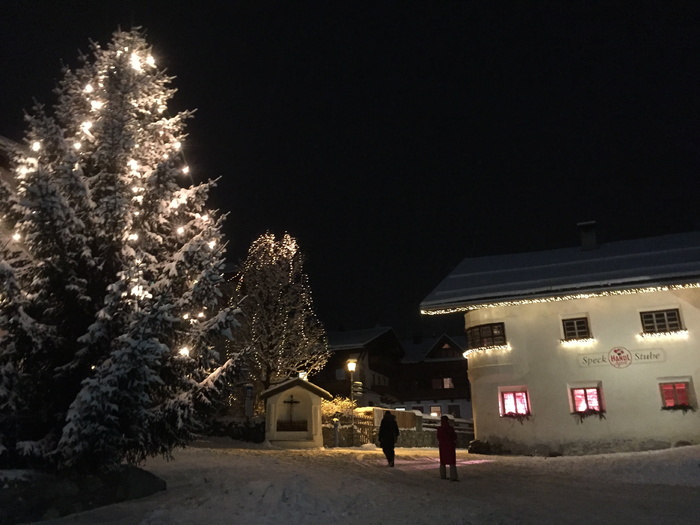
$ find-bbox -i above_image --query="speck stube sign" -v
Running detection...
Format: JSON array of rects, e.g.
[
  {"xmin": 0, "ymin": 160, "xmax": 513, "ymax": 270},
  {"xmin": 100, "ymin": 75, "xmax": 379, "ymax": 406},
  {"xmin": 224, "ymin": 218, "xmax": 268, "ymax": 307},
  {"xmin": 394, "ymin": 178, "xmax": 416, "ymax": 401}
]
[{"xmin": 578, "ymin": 347, "xmax": 665, "ymax": 368}]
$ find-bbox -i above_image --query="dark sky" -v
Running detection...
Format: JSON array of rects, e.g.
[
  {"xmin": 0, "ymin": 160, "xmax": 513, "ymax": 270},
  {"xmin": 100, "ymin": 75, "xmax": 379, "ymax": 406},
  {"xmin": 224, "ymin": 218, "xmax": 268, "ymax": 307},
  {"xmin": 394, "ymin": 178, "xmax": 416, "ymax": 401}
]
[{"xmin": 2, "ymin": 2, "xmax": 700, "ymax": 336}]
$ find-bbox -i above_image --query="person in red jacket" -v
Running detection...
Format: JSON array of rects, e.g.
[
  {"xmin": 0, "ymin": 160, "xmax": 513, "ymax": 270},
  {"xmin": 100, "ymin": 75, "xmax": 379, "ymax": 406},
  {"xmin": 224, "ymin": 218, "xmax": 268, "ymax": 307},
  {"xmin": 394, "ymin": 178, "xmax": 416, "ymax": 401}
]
[{"xmin": 436, "ymin": 415, "xmax": 458, "ymax": 481}]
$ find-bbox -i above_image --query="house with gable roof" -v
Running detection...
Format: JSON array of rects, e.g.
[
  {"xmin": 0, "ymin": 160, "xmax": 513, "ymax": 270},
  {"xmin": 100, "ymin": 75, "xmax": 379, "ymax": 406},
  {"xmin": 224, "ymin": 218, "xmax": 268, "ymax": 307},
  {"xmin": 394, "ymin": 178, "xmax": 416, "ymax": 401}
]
[
  {"xmin": 392, "ymin": 334, "xmax": 472, "ymax": 420},
  {"xmin": 312, "ymin": 327, "xmax": 404, "ymax": 406},
  {"xmin": 421, "ymin": 225, "xmax": 700, "ymax": 455}
]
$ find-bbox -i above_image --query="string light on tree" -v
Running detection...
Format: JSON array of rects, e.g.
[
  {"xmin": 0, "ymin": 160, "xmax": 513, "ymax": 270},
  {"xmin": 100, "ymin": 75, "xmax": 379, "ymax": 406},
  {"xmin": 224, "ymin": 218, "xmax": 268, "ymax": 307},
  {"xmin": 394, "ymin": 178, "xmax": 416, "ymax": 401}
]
[{"xmin": 0, "ymin": 29, "xmax": 237, "ymax": 471}]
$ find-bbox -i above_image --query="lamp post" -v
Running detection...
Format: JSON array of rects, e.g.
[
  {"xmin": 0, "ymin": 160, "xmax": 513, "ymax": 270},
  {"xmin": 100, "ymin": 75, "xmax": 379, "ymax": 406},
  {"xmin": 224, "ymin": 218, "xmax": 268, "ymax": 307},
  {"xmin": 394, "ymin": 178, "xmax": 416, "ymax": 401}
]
[{"xmin": 347, "ymin": 358, "xmax": 357, "ymax": 446}]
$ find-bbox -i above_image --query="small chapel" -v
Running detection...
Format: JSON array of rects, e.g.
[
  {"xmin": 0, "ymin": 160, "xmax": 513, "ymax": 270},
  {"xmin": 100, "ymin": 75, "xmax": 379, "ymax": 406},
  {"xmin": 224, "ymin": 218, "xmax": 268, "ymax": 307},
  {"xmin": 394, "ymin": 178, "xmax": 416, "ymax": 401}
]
[{"xmin": 260, "ymin": 377, "xmax": 332, "ymax": 448}]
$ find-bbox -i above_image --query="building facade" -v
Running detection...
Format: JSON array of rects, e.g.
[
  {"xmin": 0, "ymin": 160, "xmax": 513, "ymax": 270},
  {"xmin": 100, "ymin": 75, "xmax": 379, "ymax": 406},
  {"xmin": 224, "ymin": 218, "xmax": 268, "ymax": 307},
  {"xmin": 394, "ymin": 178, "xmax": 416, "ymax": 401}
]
[
  {"xmin": 421, "ymin": 229, "xmax": 700, "ymax": 455},
  {"xmin": 313, "ymin": 327, "xmax": 404, "ymax": 406},
  {"xmin": 393, "ymin": 334, "xmax": 472, "ymax": 420}
]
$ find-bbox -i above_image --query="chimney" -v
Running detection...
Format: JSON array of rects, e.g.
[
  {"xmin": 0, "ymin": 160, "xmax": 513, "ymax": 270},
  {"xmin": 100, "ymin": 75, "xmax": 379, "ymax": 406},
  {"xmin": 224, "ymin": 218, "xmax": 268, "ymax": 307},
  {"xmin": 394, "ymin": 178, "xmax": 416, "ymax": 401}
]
[{"xmin": 577, "ymin": 221, "xmax": 598, "ymax": 251}]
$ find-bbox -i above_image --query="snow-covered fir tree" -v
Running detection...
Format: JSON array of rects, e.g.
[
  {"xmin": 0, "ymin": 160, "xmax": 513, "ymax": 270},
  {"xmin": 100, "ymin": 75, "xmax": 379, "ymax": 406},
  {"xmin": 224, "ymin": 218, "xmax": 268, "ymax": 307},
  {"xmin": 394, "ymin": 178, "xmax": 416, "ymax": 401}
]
[
  {"xmin": 230, "ymin": 233, "xmax": 329, "ymax": 396},
  {"xmin": 0, "ymin": 29, "xmax": 237, "ymax": 471}
]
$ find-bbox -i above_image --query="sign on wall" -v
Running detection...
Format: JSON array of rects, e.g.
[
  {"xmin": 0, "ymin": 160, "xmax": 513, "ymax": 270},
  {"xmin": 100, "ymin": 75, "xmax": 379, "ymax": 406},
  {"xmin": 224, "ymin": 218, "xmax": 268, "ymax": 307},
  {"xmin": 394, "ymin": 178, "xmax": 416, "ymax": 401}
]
[{"xmin": 578, "ymin": 347, "xmax": 666, "ymax": 368}]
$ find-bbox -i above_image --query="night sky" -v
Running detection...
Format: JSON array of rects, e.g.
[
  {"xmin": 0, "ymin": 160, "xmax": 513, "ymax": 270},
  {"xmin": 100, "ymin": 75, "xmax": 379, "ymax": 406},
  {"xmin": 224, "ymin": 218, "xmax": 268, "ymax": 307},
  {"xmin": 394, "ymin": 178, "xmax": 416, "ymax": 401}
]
[{"xmin": 2, "ymin": 2, "xmax": 700, "ymax": 336}]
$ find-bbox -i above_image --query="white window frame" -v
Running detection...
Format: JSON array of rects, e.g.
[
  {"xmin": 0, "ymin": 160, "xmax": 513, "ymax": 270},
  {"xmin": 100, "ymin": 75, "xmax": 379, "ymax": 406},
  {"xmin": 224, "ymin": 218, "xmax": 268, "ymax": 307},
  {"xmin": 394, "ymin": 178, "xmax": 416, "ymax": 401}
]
[
  {"xmin": 567, "ymin": 380, "xmax": 604, "ymax": 414},
  {"xmin": 498, "ymin": 385, "xmax": 531, "ymax": 417}
]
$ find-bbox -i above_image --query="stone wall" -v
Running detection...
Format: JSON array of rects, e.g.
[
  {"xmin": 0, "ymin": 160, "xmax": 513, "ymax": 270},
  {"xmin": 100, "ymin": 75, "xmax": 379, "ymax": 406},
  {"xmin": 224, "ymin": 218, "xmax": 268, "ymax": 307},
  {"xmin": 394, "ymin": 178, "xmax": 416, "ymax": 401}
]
[{"xmin": 322, "ymin": 425, "xmax": 473, "ymax": 448}]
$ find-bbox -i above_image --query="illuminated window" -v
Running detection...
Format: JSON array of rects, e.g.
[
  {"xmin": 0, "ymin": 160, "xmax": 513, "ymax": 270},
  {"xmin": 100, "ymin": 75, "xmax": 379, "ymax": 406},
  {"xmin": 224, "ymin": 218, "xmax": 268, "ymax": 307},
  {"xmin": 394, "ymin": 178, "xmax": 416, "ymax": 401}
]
[
  {"xmin": 466, "ymin": 322, "xmax": 506, "ymax": 349},
  {"xmin": 640, "ymin": 309, "xmax": 682, "ymax": 333},
  {"xmin": 562, "ymin": 317, "xmax": 591, "ymax": 340},
  {"xmin": 660, "ymin": 382, "xmax": 690, "ymax": 408},
  {"xmin": 432, "ymin": 377, "xmax": 455, "ymax": 389},
  {"xmin": 500, "ymin": 389, "xmax": 530, "ymax": 416},
  {"xmin": 571, "ymin": 387, "xmax": 602, "ymax": 413},
  {"xmin": 430, "ymin": 405, "xmax": 442, "ymax": 417}
]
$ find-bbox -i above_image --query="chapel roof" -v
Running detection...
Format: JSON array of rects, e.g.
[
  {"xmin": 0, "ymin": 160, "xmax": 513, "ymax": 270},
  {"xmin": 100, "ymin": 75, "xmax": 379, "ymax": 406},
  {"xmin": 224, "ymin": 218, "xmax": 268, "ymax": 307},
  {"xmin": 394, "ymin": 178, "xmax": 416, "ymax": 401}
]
[
  {"xmin": 260, "ymin": 377, "xmax": 333, "ymax": 401},
  {"xmin": 421, "ymin": 231, "xmax": 700, "ymax": 313}
]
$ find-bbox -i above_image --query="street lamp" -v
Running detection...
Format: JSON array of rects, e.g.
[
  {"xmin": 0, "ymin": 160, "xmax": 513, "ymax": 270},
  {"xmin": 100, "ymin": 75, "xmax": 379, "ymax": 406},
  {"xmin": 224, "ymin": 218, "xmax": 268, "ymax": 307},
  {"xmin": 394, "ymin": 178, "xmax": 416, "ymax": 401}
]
[
  {"xmin": 346, "ymin": 358, "xmax": 357, "ymax": 400},
  {"xmin": 347, "ymin": 358, "xmax": 357, "ymax": 446}
]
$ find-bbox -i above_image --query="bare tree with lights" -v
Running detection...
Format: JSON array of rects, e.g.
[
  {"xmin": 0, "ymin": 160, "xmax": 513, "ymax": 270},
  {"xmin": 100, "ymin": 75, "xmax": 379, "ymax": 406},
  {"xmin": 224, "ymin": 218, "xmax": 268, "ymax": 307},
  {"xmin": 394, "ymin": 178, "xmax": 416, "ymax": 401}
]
[
  {"xmin": 0, "ymin": 29, "xmax": 238, "ymax": 471},
  {"xmin": 231, "ymin": 233, "xmax": 329, "ymax": 396}
]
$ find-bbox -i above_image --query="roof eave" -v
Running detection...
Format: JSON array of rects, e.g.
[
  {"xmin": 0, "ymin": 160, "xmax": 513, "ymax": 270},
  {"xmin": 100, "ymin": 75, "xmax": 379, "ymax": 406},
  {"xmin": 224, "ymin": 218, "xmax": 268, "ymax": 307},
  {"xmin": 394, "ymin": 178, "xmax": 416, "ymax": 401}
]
[{"xmin": 421, "ymin": 277, "xmax": 700, "ymax": 315}]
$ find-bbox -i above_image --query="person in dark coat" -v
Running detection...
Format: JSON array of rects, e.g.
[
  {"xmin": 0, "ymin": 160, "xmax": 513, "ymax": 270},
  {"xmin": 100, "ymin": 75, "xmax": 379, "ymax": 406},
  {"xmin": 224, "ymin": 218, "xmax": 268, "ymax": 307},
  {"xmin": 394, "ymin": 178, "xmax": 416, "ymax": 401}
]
[
  {"xmin": 377, "ymin": 410, "xmax": 400, "ymax": 467},
  {"xmin": 436, "ymin": 415, "xmax": 458, "ymax": 481}
]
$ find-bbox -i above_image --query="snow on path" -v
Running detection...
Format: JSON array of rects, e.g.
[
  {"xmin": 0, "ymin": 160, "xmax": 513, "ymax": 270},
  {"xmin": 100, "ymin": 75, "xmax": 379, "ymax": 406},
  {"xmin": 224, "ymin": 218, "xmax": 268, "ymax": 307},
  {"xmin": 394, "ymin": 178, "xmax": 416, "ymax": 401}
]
[{"xmin": 35, "ymin": 439, "xmax": 700, "ymax": 525}]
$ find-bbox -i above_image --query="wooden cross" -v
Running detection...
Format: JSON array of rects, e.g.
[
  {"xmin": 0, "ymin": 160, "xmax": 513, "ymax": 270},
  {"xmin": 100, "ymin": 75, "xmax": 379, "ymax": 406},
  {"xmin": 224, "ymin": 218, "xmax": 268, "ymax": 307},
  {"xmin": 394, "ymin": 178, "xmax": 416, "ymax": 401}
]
[{"xmin": 284, "ymin": 395, "xmax": 300, "ymax": 422}]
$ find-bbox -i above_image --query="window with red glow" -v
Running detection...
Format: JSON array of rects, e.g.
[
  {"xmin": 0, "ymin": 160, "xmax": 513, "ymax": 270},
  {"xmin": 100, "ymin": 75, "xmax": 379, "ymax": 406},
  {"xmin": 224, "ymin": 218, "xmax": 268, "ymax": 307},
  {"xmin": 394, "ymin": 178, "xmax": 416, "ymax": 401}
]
[
  {"xmin": 501, "ymin": 390, "xmax": 530, "ymax": 416},
  {"xmin": 571, "ymin": 387, "xmax": 601, "ymax": 412},
  {"xmin": 660, "ymin": 382, "xmax": 690, "ymax": 407}
]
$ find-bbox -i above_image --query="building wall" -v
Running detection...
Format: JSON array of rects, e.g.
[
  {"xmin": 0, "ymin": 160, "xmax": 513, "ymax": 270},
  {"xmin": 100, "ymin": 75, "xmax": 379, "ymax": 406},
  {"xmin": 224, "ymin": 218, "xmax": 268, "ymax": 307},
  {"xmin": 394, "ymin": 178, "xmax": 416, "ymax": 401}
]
[{"xmin": 466, "ymin": 287, "xmax": 700, "ymax": 455}]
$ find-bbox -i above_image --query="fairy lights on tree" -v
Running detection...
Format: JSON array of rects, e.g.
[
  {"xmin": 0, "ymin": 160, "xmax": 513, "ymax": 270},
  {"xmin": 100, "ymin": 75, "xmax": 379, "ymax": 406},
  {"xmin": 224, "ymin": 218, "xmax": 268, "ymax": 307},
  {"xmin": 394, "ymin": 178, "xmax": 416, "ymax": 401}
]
[
  {"xmin": 229, "ymin": 233, "xmax": 329, "ymax": 398},
  {"xmin": 0, "ymin": 29, "xmax": 237, "ymax": 470}
]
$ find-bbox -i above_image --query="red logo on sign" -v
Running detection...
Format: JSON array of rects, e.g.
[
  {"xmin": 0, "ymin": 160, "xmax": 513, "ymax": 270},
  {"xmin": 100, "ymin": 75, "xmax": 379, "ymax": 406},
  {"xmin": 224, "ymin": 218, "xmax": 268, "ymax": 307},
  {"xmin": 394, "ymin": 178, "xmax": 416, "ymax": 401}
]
[{"xmin": 608, "ymin": 347, "xmax": 632, "ymax": 368}]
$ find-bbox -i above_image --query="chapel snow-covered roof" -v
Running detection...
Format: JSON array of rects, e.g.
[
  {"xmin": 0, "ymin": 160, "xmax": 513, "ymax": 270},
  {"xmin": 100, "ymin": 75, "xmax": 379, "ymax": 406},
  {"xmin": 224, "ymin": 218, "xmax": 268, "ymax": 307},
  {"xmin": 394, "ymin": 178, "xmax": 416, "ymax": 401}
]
[
  {"xmin": 421, "ymin": 231, "xmax": 700, "ymax": 313},
  {"xmin": 260, "ymin": 377, "xmax": 333, "ymax": 401}
]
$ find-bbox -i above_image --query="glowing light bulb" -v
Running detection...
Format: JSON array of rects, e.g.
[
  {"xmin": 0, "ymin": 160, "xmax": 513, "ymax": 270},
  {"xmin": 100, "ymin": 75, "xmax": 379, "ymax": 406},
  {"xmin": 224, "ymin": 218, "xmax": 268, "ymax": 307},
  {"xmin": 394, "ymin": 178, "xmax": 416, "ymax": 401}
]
[
  {"xmin": 146, "ymin": 54, "xmax": 155, "ymax": 67},
  {"xmin": 183, "ymin": 313, "xmax": 190, "ymax": 320},
  {"xmin": 130, "ymin": 53, "xmax": 142, "ymax": 72},
  {"xmin": 90, "ymin": 100, "xmax": 104, "ymax": 111},
  {"xmin": 197, "ymin": 312, "xmax": 204, "ymax": 318},
  {"xmin": 31, "ymin": 141, "xmax": 41, "ymax": 152},
  {"xmin": 128, "ymin": 233, "xmax": 139, "ymax": 241},
  {"xmin": 177, "ymin": 226, "xmax": 185, "ymax": 235},
  {"xmin": 179, "ymin": 347, "xmax": 190, "ymax": 357},
  {"xmin": 12, "ymin": 232, "xmax": 21, "ymax": 241},
  {"xmin": 73, "ymin": 142, "xmax": 81, "ymax": 150},
  {"xmin": 173, "ymin": 141, "xmax": 181, "ymax": 150},
  {"xmin": 182, "ymin": 165, "xmax": 190, "ymax": 175},
  {"xmin": 83, "ymin": 83, "xmax": 94, "ymax": 93},
  {"xmin": 208, "ymin": 241, "xmax": 216, "ymax": 249}
]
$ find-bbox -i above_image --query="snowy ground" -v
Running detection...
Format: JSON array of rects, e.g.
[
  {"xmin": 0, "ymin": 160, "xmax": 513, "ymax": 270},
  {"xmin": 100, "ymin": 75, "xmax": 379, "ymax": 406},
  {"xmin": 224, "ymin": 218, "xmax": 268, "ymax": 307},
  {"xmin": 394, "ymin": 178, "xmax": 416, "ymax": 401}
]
[{"xmin": 20, "ymin": 438, "xmax": 700, "ymax": 525}]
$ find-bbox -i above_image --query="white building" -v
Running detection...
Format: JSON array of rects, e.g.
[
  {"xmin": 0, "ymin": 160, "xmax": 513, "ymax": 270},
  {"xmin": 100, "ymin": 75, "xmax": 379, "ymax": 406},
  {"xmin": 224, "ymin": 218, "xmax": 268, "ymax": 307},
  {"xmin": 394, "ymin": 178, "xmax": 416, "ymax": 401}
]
[{"xmin": 421, "ymin": 228, "xmax": 700, "ymax": 455}]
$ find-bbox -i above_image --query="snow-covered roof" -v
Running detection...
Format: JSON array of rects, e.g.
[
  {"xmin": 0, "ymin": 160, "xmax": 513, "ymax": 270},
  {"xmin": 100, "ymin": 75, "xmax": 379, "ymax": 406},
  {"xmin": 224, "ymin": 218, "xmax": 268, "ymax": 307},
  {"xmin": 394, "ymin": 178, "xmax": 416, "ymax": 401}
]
[
  {"xmin": 401, "ymin": 334, "xmax": 466, "ymax": 363},
  {"xmin": 421, "ymin": 231, "xmax": 700, "ymax": 313},
  {"xmin": 327, "ymin": 327, "xmax": 396, "ymax": 350},
  {"xmin": 260, "ymin": 377, "xmax": 333, "ymax": 401}
]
